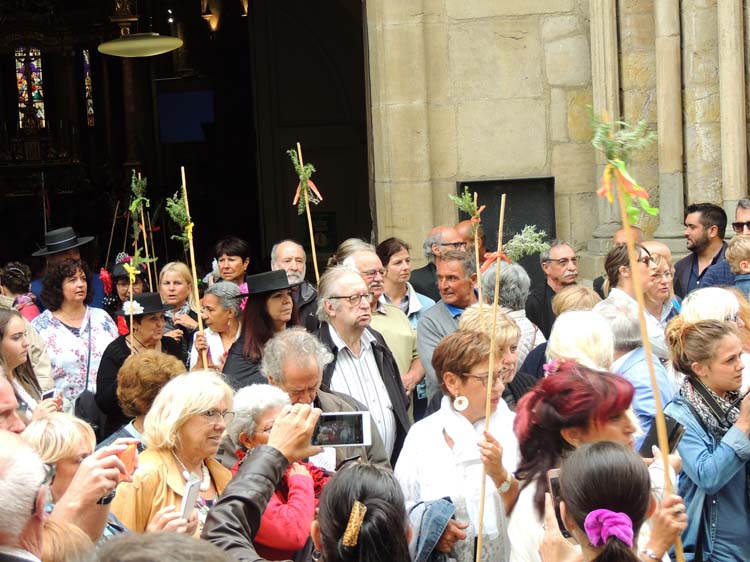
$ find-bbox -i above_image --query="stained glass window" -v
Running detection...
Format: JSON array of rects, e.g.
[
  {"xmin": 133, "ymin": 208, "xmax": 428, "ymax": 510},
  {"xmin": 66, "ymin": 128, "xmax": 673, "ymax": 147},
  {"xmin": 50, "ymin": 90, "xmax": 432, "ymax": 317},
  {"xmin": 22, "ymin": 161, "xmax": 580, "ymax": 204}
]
[
  {"xmin": 83, "ymin": 49, "xmax": 95, "ymax": 127},
  {"xmin": 15, "ymin": 46, "xmax": 46, "ymax": 128}
]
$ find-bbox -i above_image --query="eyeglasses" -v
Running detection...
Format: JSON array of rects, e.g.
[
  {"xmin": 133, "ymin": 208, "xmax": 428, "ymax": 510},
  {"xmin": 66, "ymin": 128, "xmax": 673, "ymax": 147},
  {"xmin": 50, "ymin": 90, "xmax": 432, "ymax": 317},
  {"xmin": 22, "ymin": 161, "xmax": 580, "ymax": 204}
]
[
  {"xmin": 461, "ymin": 372, "xmax": 505, "ymax": 388},
  {"xmin": 32, "ymin": 463, "xmax": 56, "ymax": 514},
  {"xmin": 201, "ymin": 409, "xmax": 235, "ymax": 424},
  {"xmin": 544, "ymin": 257, "xmax": 578, "ymax": 267},
  {"xmin": 440, "ymin": 241, "xmax": 467, "ymax": 250},
  {"xmin": 732, "ymin": 221, "xmax": 750, "ymax": 234},
  {"xmin": 256, "ymin": 424, "xmax": 274, "ymax": 435},
  {"xmin": 725, "ymin": 313, "xmax": 741, "ymax": 323},
  {"xmin": 328, "ymin": 293, "xmax": 373, "ymax": 306},
  {"xmin": 654, "ymin": 271, "xmax": 673, "ymax": 280},
  {"xmin": 361, "ymin": 269, "xmax": 386, "ymax": 278}
]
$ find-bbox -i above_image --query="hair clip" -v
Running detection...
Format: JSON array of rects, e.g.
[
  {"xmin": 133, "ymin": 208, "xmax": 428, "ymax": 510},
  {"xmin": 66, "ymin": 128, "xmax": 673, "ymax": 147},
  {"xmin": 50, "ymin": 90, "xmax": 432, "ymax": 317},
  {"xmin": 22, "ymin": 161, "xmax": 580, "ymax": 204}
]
[
  {"xmin": 543, "ymin": 358, "xmax": 563, "ymax": 376},
  {"xmin": 341, "ymin": 500, "xmax": 367, "ymax": 547}
]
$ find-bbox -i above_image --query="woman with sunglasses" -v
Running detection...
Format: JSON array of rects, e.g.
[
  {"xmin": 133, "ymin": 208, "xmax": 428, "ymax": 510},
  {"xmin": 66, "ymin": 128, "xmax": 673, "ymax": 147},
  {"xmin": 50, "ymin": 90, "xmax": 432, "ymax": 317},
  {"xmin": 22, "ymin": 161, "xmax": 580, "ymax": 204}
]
[
  {"xmin": 665, "ymin": 317, "xmax": 750, "ymax": 562},
  {"xmin": 395, "ymin": 330, "xmax": 519, "ymax": 562}
]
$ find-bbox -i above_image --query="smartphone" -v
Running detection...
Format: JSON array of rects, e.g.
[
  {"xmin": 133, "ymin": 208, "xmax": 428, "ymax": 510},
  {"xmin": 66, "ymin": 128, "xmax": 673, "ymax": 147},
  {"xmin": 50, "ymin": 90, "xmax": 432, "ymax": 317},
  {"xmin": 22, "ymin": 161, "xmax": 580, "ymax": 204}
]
[
  {"xmin": 42, "ymin": 388, "xmax": 56, "ymax": 400},
  {"xmin": 638, "ymin": 414, "xmax": 686, "ymax": 457},
  {"xmin": 117, "ymin": 443, "xmax": 138, "ymax": 482},
  {"xmin": 547, "ymin": 468, "xmax": 577, "ymax": 544},
  {"xmin": 180, "ymin": 474, "xmax": 202, "ymax": 520},
  {"xmin": 312, "ymin": 412, "xmax": 371, "ymax": 447}
]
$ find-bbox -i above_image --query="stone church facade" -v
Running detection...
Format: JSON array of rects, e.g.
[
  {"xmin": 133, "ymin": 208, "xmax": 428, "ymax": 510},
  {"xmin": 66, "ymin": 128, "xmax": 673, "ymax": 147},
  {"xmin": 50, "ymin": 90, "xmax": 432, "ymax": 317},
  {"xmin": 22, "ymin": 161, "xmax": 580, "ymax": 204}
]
[{"xmin": 364, "ymin": 0, "xmax": 744, "ymax": 279}]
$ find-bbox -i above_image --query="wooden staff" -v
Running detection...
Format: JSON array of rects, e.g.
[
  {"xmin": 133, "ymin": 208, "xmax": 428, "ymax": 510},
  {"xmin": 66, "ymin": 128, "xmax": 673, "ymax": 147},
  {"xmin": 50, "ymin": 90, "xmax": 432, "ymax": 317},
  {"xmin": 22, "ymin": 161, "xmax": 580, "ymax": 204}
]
[
  {"xmin": 296, "ymin": 142, "xmax": 320, "ymax": 283},
  {"xmin": 181, "ymin": 166, "xmax": 208, "ymax": 368},
  {"xmin": 105, "ymin": 200, "xmax": 120, "ymax": 268},
  {"xmin": 613, "ymin": 187, "xmax": 684, "ymax": 561},
  {"xmin": 140, "ymin": 207, "xmax": 155, "ymax": 290},
  {"xmin": 128, "ymin": 277, "xmax": 134, "ymax": 353},
  {"xmin": 475, "ymin": 194, "xmax": 506, "ymax": 562}
]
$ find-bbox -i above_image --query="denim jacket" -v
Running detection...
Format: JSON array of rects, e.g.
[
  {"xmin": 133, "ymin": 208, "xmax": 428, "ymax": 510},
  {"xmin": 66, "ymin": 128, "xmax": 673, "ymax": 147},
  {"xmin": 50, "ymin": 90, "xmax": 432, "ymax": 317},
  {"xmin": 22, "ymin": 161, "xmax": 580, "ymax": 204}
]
[
  {"xmin": 408, "ymin": 498, "xmax": 456, "ymax": 562},
  {"xmin": 665, "ymin": 396, "xmax": 750, "ymax": 561},
  {"xmin": 734, "ymin": 273, "xmax": 750, "ymax": 301}
]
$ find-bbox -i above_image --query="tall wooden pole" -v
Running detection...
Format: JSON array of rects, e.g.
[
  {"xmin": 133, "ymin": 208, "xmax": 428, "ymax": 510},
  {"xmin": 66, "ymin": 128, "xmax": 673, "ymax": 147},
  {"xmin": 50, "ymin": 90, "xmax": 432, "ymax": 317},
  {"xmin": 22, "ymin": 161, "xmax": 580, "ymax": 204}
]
[
  {"xmin": 296, "ymin": 143, "xmax": 320, "ymax": 283},
  {"xmin": 146, "ymin": 211, "xmax": 159, "ymax": 288},
  {"xmin": 105, "ymin": 200, "xmax": 120, "ymax": 268},
  {"xmin": 475, "ymin": 194, "xmax": 506, "ymax": 562},
  {"xmin": 181, "ymin": 166, "xmax": 208, "ymax": 368}
]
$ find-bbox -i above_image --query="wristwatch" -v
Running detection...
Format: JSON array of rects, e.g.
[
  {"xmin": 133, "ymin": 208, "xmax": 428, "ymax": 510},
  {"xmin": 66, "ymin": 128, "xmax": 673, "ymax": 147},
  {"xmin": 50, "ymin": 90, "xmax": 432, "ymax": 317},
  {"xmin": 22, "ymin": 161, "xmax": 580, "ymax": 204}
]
[{"xmin": 498, "ymin": 470, "xmax": 513, "ymax": 494}]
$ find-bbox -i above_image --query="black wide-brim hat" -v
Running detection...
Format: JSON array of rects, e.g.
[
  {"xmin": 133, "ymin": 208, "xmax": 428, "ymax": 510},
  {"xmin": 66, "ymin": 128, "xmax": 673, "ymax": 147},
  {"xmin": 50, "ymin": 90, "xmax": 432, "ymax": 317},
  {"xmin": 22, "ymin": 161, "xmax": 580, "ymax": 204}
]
[
  {"xmin": 116, "ymin": 292, "xmax": 173, "ymax": 316},
  {"xmin": 244, "ymin": 270, "xmax": 300, "ymax": 296},
  {"xmin": 32, "ymin": 227, "xmax": 94, "ymax": 257},
  {"xmin": 112, "ymin": 261, "xmax": 147, "ymax": 280}
]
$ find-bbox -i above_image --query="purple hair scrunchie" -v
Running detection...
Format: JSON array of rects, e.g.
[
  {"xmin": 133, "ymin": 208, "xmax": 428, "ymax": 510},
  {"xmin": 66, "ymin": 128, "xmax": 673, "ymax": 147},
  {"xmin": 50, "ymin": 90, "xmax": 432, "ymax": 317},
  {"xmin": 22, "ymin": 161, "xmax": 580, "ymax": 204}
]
[{"xmin": 583, "ymin": 509, "xmax": 634, "ymax": 548}]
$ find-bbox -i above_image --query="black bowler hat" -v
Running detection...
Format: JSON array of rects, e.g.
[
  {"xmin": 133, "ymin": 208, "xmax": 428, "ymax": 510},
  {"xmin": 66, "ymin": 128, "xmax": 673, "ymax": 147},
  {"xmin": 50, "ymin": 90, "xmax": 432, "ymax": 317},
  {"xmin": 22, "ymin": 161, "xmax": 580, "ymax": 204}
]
[
  {"xmin": 245, "ymin": 270, "xmax": 300, "ymax": 295},
  {"xmin": 32, "ymin": 227, "xmax": 94, "ymax": 257},
  {"xmin": 116, "ymin": 292, "xmax": 172, "ymax": 316}
]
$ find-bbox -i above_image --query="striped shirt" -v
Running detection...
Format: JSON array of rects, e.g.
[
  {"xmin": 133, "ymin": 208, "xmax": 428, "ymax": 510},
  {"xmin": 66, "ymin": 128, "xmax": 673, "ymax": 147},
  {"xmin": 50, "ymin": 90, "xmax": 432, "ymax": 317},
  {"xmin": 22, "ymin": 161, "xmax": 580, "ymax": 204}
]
[{"xmin": 328, "ymin": 326, "xmax": 396, "ymax": 457}]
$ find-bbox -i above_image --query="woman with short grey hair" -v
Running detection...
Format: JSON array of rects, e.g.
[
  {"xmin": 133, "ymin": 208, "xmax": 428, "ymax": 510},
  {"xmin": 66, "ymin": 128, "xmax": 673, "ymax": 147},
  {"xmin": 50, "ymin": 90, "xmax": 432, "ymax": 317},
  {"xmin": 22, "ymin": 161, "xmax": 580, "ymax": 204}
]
[
  {"xmin": 224, "ymin": 383, "xmax": 329, "ymax": 561},
  {"xmin": 481, "ymin": 263, "xmax": 545, "ymax": 365},
  {"xmin": 191, "ymin": 281, "xmax": 242, "ymax": 370}
]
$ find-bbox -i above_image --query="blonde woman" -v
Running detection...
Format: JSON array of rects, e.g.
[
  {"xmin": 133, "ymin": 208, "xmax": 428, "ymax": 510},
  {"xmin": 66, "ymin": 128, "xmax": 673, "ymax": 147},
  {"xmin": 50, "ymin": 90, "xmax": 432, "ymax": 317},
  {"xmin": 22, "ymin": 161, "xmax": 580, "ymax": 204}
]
[
  {"xmin": 111, "ymin": 370, "xmax": 234, "ymax": 536},
  {"xmin": 159, "ymin": 262, "xmax": 199, "ymax": 367},
  {"xmin": 644, "ymin": 253, "xmax": 679, "ymax": 328}
]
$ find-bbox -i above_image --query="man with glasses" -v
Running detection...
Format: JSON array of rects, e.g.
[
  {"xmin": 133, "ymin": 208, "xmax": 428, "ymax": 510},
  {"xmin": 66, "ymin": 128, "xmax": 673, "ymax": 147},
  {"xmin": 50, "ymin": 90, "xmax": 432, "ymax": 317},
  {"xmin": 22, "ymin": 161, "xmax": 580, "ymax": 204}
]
[
  {"xmin": 696, "ymin": 199, "xmax": 750, "ymax": 293},
  {"xmin": 525, "ymin": 240, "xmax": 578, "ymax": 339},
  {"xmin": 314, "ymin": 266, "xmax": 410, "ymax": 465},
  {"xmin": 674, "ymin": 202, "xmax": 730, "ymax": 297},
  {"xmin": 0, "ymin": 430, "xmax": 49, "ymax": 561},
  {"xmin": 417, "ymin": 250, "xmax": 478, "ymax": 402},
  {"xmin": 410, "ymin": 226, "xmax": 467, "ymax": 302},
  {"xmin": 263, "ymin": 328, "xmax": 389, "ymax": 468}
]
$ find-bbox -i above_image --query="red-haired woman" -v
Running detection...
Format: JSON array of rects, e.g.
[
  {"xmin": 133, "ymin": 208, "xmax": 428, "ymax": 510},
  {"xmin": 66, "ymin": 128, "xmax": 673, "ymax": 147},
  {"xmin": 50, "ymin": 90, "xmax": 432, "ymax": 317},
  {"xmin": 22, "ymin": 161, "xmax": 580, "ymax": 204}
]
[{"xmin": 222, "ymin": 271, "xmax": 299, "ymax": 390}]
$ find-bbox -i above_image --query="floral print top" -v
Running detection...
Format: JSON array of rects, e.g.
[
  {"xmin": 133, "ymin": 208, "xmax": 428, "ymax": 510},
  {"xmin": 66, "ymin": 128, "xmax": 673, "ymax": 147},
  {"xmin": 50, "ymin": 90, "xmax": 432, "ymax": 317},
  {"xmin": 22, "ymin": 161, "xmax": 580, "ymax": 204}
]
[{"xmin": 31, "ymin": 306, "xmax": 118, "ymax": 406}]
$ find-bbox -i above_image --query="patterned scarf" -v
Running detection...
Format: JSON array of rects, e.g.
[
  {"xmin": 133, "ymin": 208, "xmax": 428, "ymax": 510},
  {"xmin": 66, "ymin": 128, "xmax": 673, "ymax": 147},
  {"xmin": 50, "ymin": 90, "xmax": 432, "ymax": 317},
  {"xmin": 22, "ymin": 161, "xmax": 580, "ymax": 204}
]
[{"xmin": 680, "ymin": 377, "xmax": 739, "ymax": 441}]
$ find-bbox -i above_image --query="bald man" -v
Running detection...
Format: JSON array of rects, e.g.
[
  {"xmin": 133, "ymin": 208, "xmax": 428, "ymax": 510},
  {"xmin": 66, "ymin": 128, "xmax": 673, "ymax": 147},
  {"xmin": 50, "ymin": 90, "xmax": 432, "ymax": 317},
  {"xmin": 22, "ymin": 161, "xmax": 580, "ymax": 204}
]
[
  {"xmin": 455, "ymin": 220, "xmax": 487, "ymax": 259},
  {"xmin": 410, "ymin": 226, "xmax": 467, "ymax": 302}
]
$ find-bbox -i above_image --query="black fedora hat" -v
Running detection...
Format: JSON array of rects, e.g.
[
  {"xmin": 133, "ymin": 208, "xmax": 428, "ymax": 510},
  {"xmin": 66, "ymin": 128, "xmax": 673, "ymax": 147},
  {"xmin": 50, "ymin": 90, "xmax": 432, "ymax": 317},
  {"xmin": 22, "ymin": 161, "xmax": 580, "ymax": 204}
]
[
  {"xmin": 32, "ymin": 227, "xmax": 94, "ymax": 257},
  {"xmin": 116, "ymin": 292, "xmax": 173, "ymax": 316},
  {"xmin": 245, "ymin": 270, "xmax": 300, "ymax": 295},
  {"xmin": 112, "ymin": 260, "xmax": 147, "ymax": 280}
]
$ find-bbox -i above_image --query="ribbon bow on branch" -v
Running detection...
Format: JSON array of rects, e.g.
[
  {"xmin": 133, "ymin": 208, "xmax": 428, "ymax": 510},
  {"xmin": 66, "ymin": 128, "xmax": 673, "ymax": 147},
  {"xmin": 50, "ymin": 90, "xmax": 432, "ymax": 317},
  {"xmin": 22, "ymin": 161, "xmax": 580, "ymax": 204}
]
[{"xmin": 287, "ymin": 148, "xmax": 323, "ymax": 215}]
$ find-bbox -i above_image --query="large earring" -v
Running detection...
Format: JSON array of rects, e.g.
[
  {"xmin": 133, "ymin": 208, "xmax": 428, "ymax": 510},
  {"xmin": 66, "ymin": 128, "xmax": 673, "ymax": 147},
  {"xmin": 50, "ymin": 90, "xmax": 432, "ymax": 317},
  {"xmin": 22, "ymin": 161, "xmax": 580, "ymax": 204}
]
[
  {"xmin": 311, "ymin": 550, "xmax": 322, "ymax": 562},
  {"xmin": 453, "ymin": 395, "xmax": 469, "ymax": 412}
]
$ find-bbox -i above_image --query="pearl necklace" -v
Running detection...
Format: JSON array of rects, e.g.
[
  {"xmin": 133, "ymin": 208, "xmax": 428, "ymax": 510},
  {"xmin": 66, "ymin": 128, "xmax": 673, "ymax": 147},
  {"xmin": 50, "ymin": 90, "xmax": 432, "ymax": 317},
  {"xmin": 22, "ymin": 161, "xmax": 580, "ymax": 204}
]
[{"xmin": 171, "ymin": 450, "xmax": 210, "ymax": 492}]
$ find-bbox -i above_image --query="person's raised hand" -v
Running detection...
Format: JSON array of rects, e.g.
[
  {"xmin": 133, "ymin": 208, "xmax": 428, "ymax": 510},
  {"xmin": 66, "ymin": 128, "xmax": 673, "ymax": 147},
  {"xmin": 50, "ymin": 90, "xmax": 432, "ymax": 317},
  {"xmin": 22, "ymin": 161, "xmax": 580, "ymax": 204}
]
[
  {"xmin": 146, "ymin": 505, "xmax": 191, "ymax": 534},
  {"xmin": 62, "ymin": 443, "xmax": 130, "ymax": 506},
  {"xmin": 267, "ymin": 403, "xmax": 322, "ymax": 462},
  {"xmin": 32, "ymin": 398, "xmax": 61, "ymax": 420},
  {"xmin": 289, "ymin": 462, "xmax": 312, "ymax": 479},
  {"xmin": 645, "ymin": 494, "xmax": 688, "ymax": 559},
  {"xmin": 436, "ymin": 519, "xmax": 469, "ymax": 553},
  {"xmin": 539, "ymin": 493, "xmax": 583, "ymax": 562},
  {"xmin": 479, "ymin": 430, "xmax": 505, "ymax": 487}
]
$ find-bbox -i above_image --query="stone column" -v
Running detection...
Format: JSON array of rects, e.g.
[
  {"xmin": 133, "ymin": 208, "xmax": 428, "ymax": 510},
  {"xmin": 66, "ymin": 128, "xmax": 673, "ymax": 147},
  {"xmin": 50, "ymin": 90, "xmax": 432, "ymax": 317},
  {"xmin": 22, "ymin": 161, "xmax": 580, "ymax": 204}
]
[
  {"xmin": 587, "ymin": 0, "xmax": 620, "ymax": 252},
  {"xmin": 652, "ymin": 0, "xmax": 685, "ymax": 249},
  {"xmin": 121, "ymin": 58, "xmax": 140, "ymax": 168},
  {"xmin": 717, "ymin": 0, "xmax": 747, "ymax": 220}
]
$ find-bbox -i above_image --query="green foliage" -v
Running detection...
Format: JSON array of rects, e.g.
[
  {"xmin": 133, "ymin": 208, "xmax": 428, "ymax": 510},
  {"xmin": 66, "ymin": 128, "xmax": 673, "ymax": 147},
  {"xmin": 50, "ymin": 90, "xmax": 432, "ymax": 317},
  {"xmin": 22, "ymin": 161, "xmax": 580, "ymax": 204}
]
[
  {"xmin": 128, "ymin": 170, "xmax": 150, "ymax": 242},
  {"xmin": 504, "ymin": 225, "xmax": 550, "ymax": 263},
  {"xmin": 590, "ymin": 109, "xmax": 656, "ymax": 165},
  {"xmin": 287, "ymin": 148, "xmax": 320, "ymax": 215},
  {"xmin": 449, "ymin": 186, "xmax": 479, "ymax": 217},
  {"xmin": 165, "ymin": 191, "xmax": 190, "ymax": 250}
]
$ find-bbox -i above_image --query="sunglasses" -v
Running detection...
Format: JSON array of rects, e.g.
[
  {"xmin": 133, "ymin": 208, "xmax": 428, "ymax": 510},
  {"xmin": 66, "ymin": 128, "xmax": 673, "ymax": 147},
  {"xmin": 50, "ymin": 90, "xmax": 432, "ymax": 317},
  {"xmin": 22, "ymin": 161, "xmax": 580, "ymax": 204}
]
[{"xmin": 732, "ymin": 221, "xmax": 750, "ymax": 234}]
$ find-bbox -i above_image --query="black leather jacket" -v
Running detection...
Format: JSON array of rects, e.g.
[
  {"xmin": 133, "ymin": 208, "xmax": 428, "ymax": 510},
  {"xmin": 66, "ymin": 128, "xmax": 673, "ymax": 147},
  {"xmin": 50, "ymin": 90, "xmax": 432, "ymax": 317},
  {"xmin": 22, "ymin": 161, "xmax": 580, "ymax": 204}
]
[{"xmin": 202, "ymin": 445, "xmax": 289, "ymax": 562}]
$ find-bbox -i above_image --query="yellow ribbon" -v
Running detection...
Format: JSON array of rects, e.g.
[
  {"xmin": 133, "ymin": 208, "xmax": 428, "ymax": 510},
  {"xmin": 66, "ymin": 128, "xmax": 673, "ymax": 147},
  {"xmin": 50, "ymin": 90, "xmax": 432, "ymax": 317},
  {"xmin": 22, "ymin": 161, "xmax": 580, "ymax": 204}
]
[
  {"xmin": 123, "ymin": 263, "xmax": 140, "ymax": 284},
  {"xmin": 186, "ymin": 221, "xmax": 194, "ymax": 241}
]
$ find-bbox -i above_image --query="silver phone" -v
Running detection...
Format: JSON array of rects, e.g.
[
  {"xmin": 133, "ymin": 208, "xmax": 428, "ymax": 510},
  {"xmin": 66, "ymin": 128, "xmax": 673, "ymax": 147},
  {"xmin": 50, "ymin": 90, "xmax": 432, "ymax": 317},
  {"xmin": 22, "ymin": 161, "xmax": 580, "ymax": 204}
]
[{"xmin": 180, "ymin": 474, "xmax": 202, "ymax": 519}]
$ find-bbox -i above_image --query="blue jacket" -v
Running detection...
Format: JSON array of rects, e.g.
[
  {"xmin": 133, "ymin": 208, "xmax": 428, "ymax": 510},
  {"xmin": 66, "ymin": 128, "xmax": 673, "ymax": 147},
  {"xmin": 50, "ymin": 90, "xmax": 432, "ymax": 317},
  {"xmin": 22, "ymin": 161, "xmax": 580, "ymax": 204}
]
[
  {"xmin": 613, "ymin": 347, "xmax": 674, "ymax": 449},
  {"xmin": 665, "ymin": 395, "xmax": 750, "ymax": 561},
  {"xmin": 734, "ymin": 273, "xmax": 750, "ymax": 301},
  {"xmin": 408, "ymin": 498, "xmax": 456, "ymax": 562}
]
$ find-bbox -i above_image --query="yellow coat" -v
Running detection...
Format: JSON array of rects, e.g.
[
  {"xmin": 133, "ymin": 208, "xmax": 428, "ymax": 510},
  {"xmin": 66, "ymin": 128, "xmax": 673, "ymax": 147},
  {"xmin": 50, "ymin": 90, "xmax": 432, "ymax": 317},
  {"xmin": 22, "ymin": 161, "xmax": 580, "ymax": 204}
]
[{"xmin": 111, "ymin": 447, "xmax": 232, "ymax": 537}]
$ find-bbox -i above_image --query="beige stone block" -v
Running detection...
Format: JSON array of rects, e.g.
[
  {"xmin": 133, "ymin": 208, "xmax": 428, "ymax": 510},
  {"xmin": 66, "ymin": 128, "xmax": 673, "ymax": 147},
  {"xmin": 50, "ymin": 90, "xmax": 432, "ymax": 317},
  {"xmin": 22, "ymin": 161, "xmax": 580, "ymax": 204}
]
[
  {"xmin": 424, "ymin": 22, "xmax": 451, "ymax": 102},
  {"xmin": 445, "ymin": 0, "xmax": 574, "ymax": 19},
  {"xmin": 554, "ymin": 194, "xmax": 572, "ymax": 242},
  {"xmin": 383, "ymin": 25, "xmax": 427, "ymax": 103},
  {"xmin": 684, "ymin": 50, "xmax": 719, "ymax": 86},
  {"xmin": 381, "ymin": 0, "xmax": 424, "ymax": 24},
  {"xmin": 620, "ymin": 13, "xmax": 655, "ymax": 53},
  {"xmin": 449, "ymin": 19, "xmax": 543, "ymax": 99},
  {"xmin": 622, "ymin": 89, "xmax": 657, "ymax": 124},
  {"xmin": 619, "ymin": 0, "xmax": 654, "ymax": 15},
  {"xmin": 566, "ymin": 89, "xmax": 594, "ymax": 142},
  {"xmin": 456, "ymin": 99, "xmax": 548, "ymax": 177},
  {"xmin": 390, "ymin": 182, "xmax": 434, "ymax": 232},
  {"xmin": 684, "ymin": 86, "xmax": 720, "ymax": 124},
  {"xmin": 542, "ymin": 15, "xmax": 580, "ymax": 42},
  {"xmin": 682, "ymin": 6, "xmax": 718, "ymax": 51},
  {"xmin": 366, "ymin": 25, "xmax": 386, "ymax": 106},
  {"xmin": 428, "ymin": 105, "xmax": 458, "ymax": 179},
  {"xmin": 620, "ymin": 51, "xmax": 656, "ymax": 90},
  {"xmin": 550, "ymin": 88, "xmax": 568, "ymax": 142},
  {"xmin": 569, "ymin": 193, "xmax": 597, "ymax": 245},
  {"xmin": 386, "ymin": 104, "xmax": 430, "ymax": 182},
  {"xmin": 431, "ymin": 180, "xmax": 459, "ymax": 227},
  {"xmin": 370, "ymin": 106, "xmax": 390, "ymax": 181},
  {"xmin": 374, "ymin": 181, "xmax": 392, "ymax": 239},
  {"xmin": 551, "ymin": 142, "xmax": 596, "ymax": 194},
  {"xmin": 545, "ymin": 35, "xmax": 591, "ymax": 86}
]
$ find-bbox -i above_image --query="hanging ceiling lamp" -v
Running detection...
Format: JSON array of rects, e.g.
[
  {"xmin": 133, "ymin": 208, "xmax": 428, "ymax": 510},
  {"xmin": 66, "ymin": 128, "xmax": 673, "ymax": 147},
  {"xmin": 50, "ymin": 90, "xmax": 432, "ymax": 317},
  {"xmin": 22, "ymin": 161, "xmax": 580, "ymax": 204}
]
[
  {"xmin": 98, "ymin": 30, "xmax": 182, "ymax": 57},
  {"xmin": 99, "ymin": 0, "xmax": 182, "ymax": 59}
]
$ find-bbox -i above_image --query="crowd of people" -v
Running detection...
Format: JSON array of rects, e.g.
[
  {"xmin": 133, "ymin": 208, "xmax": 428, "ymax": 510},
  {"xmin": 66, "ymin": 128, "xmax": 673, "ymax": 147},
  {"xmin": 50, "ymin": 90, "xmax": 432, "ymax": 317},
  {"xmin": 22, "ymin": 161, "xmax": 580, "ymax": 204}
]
[{"xmin": 1, "ymin": 199, "xmax": 750, "ymax": 562}]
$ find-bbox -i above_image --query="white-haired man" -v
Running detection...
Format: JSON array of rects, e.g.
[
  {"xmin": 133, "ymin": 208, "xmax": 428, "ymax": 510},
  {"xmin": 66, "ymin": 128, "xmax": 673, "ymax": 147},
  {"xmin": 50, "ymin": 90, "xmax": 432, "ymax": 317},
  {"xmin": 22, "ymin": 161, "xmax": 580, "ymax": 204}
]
[{"xmin": 270, "ymin": 239, "xmax": 318, "ymax": 330}]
